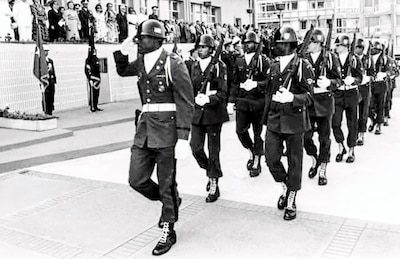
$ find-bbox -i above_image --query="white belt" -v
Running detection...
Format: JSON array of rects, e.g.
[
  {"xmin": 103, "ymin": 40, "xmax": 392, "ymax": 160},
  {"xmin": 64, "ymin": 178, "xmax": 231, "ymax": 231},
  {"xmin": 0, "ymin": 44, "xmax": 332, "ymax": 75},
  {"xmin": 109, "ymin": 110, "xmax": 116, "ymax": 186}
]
[
  {"xmin": 313, "ymin": 88, "xmax": 330, "ymax": 94},
  {"xmin": 338, "ymin": 85, "xmax": 358, "ymax": 91},
  {"xmin": 142, "ymin": 103, "xmax": 176, "ymax": 112}
]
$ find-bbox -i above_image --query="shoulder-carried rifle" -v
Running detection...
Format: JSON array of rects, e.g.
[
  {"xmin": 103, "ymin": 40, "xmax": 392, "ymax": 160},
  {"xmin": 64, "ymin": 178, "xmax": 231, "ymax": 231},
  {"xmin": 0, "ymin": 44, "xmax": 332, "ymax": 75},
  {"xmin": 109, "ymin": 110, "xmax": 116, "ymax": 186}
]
[
  {"xmin": 347, "ymin": 33, "xmax": 356, "ymax": 77},
  {"xmin": 198, "ymin": 36, "xmax": 225, "ymax": 93},
  {"xmin": 320, "ymin": 20, "xmax": 333, "ymax": 76},
  {"xmin": 247, "ymin": 35, "xmax": 265, "ymax": 80}
]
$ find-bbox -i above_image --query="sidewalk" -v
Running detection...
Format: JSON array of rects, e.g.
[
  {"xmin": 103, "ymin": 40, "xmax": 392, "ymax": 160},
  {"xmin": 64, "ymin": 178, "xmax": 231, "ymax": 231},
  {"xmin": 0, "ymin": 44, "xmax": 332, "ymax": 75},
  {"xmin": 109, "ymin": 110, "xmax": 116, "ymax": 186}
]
[{"xmin": 1, "ymin": 98, "xmax": 400, "ymax": 258}]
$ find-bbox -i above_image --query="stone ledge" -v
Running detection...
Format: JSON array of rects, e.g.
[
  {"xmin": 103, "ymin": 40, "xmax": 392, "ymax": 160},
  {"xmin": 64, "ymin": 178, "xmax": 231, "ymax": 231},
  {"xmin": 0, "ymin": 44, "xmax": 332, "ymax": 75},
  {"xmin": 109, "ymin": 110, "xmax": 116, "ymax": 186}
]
[{"xmin": 0, "ymin": 118, "xmax": 57, "ymax": 131}]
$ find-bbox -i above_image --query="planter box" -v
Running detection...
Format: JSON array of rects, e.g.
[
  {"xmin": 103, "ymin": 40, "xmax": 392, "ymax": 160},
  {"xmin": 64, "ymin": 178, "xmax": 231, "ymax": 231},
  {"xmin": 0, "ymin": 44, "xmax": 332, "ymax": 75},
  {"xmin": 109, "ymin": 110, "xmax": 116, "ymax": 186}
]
[{"xmin": 0, "ymin": 117, "xmax": 58, "ymax": 131}]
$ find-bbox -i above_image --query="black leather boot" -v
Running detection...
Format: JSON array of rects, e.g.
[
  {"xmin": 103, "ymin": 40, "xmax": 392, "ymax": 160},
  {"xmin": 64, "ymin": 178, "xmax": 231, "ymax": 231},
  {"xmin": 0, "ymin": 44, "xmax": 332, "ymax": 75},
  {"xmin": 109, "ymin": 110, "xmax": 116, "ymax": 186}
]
[
  {"xmin": 368, "ymin": 122, "xmax": 376, "ymax": 132},
  {"xmin": 308, "ymin": 155, "xmax": 319, "ymax": 178},
  {"xmin": 318, "ymin": 162, "xmax": 327, "ymax": 186},
  {"xmin": 335, "ymin": 144, "xmax": 347, "ymax": 162},
  {"xmin": 375, "ymin": 124, "xmax": 382, "ymax": 135},
  {"xmin": 152, "ymin": 222, "xmax": 176, "ymax": 256},
  {"xmin": 284, "ymin": 190, "xmax": 297, "ymax": 221},
  {"xmin": 247, "ymin": 152, "xmax": 254, "ymax": 170},
  {"xmin": 346, "ymin": 148, "xmax": 355, "ymax": 163},
  {"xmin": 277, "ymin": 182, "xmax": 288, "ymax": 210},
  {"xmin": 356, "ymin": 133, "xmax": 364, "ymax": 146},
  {"xmin": 206, "ymin": 178, "xmax": 220, "ymax": 203},
  {"xmin": 249, "ymin": 155, "xmax": 261, "ymax": 177}
]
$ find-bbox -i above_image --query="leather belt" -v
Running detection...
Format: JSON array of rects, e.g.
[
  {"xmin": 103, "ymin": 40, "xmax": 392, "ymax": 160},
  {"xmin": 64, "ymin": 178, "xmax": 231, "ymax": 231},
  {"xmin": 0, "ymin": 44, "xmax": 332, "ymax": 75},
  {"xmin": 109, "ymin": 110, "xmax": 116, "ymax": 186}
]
[
  {"xmin": 337, "ymin": 85, "xmax": 358, "ymax": 91},
  {"xmin": 313, "ymin": 88, "xmax": 330, "ymax": 94},
  {"xmin": 142, "ymin": 103, "xmax": 176, "ymax": 112}
]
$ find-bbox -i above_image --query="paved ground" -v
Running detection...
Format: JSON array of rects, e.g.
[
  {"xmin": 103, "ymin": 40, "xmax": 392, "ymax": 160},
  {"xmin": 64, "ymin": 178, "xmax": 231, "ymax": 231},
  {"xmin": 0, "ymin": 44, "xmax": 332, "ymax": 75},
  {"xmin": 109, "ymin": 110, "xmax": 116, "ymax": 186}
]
[{"xmin": 1, "ymin": 98, "xmax": 400, "ymax": 258}]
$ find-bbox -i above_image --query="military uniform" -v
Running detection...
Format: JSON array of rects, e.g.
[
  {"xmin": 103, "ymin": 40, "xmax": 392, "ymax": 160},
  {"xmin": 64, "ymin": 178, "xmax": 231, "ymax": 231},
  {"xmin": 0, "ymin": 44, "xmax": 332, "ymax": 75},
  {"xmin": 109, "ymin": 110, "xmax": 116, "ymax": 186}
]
[
  {"xmin": 332, "ymin": 53, "xmax": 362, "ymax": 151},
  {"xmin": 357, "ymin": 53, "xmax": 373, "ymax": 137},
  {"xmin": 264, "ymin": 55, "xmax": 314, "ymax": 192},
  {"xmin": 304, "ymin": 51, "xmax": 341, "ymax": 167},
  {"xmin": 44, "ymin": 57, "xmax": 56, "ymax": 115},
  {"xmin": 383, "ymin": 56, "xmax": 399, "ymax": 123},
  {"xmin": 113, "ymin": 49, "xmax": 194, "ymax": 224},
  {"xmin": 85, "ymin": 53, "xmax": 101, "ymax": 112}
]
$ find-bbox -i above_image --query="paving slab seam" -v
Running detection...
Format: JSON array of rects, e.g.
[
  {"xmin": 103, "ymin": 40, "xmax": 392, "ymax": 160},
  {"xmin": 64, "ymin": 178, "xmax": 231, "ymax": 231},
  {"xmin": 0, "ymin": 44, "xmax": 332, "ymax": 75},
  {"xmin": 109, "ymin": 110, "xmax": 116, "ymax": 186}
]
[{"xmin": 0, "ymin": 225, "xmax": 99, "ymax": 259}]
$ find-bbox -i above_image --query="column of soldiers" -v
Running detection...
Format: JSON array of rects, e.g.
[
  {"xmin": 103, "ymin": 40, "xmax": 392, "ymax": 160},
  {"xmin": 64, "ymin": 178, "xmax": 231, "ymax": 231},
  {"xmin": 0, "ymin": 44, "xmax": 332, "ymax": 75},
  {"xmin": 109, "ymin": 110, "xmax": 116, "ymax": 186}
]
[{"xmin": 114, "ymin": 19, "xmax": 399, "ymax": 256}]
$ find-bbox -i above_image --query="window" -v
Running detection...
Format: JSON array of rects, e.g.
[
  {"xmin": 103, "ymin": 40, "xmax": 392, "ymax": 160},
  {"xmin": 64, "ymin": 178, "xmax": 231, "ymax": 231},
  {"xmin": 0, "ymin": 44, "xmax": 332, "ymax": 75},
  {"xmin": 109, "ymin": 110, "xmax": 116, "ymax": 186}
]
[
  {"xmin": 365, "ymin": 0, "xmax": 373, "ymax": 6},
  {"xmin": 301, "ymin": 20, "xmax": 307, "ymax": 30},
  {"xmin": 369, "ymin": 17, "xmax": 379, "ymax": 26},
  {"xmin": 170, "ymin": 1, "xmax": 179, "ymax": 20},
  {"xmin": 292, "ymin": 1, "xmax": 298, "ymax": 10},
  {"xmin": 318, "ymin": 1, "xmax": 324, "ymax": 8}
]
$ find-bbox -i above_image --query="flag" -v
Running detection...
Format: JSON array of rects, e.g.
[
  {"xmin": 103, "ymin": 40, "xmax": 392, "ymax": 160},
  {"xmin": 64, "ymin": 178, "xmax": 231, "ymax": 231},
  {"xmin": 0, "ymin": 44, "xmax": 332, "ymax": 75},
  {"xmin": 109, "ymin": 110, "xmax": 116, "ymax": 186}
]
[{"xmin": 33, "ymin": 27, "xmax": 49, "ymax": 88}]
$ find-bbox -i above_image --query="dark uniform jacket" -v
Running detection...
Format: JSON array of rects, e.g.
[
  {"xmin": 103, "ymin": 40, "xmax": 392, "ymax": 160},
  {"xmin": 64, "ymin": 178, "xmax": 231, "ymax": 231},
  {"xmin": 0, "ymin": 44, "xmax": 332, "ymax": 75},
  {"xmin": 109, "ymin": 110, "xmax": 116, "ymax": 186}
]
[
  {"xmin": 335, "ymin": 53, "xmax": 363, "ymax": 101},
  {"xmin": 263, "ymin": 55, "xmax": 314, "ymax": 134},
  {"xmin": 367, "ymin": 54, "xmax": 396, "ymax": 93},
  {"xmin": 221, "ymin": 50, "xmax": 236, "ymax": 83},
  {"xmin": 230, "ymin": 53, "xmax": 271, "ymax": 112},
  {"xmin": 305, "ymin": 51, "xmax": 341, "ymax": 117},
  {"xmin": 114, "ymin": 49, "xmax": 194, "ymax": 148},
  {"xmin": 78, "ymin": 8, "xmax": 94, "ymax": 40},
  {"xmin": 47, "ymin": 58, "xmax": 56, "ymax": 85},
  {"xmin": 386, "ymin": 56, "xmax": 399, "ymax": 90},
  {"xmin": 189, "ymin": 59, "xmax": 229, "ymax": 125}
]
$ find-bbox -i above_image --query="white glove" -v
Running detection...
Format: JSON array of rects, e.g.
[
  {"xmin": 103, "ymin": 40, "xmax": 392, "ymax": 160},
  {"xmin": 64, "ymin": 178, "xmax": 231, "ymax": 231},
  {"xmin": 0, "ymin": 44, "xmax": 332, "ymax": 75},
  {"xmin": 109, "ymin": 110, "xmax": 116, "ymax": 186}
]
[
  {"xmin": 376, "ymin": 72, "xmax": 387, "ymax": 81},
  {"xmin": 260, "ymin": 125, "xmax": 267, "ymax": 142},
  {"xmin": 361, "ymin": 75, "xmax": 371, "ymax": 85},
  {"xmin": 316, "ymin": 76, "xmax": 331, "ymax": 89},
  {"xmin": 344, "ymin": 76, "xmax": 355, "ymax": 86},
  {"xmin": 175, "ymin": 139, "xmax": 190, "ymax": 159},
  {"xmin": 240, "ymin": 79, "xmax": 258, "ymax": 91},
  {"xmin": 195, "ymin": 94, "xmax": 210, "ymax": 106},
  {"xmin": 272, "ymin": 87, "xmax": 294, "ymax": 103},
  {"xmin": 120, "ymin": 35, "xmax": 135, "ymax": 55},
  {"xmin": 227, "ymin": 103, "xmax": 235, "ymax": 114}
]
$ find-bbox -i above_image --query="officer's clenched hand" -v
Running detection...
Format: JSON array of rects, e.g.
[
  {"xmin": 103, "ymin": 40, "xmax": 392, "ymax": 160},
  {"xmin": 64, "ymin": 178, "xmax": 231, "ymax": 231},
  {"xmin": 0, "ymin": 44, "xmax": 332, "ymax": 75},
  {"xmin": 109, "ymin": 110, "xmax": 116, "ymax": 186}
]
[
  {"xmin": 376, "ymin": 72, "xmax": 387, "ymax": 81},
  {"xmin": 240, "ymin": 79, "xmax": 258, "ymax": 91},
  {"xmin": 120, "ymin": 35, "xmax": 135, "ymax": 55},
  {"xmin": 227, "ymin": 103, "xmax": 235, "ymax": 114},
  {"xmin": 317, "ymin": 76, "xmax": 331, "ymax": 89},
  {"xmin": 272, "ymin": 87, "xmax": 294, "ymax": 103},
  {"xmin": 344, "ymin": 76, "xmax": 355, "ymax": 86},
  {"xmin": 260, "ymin": 125, "xmax": 267, "ymax": 142},
  {"xmin": 175, "ymin": 139, "xmax": 190, "ymax": 159},
  {"xmin": 195, "ymin": 93, "xmax": 210, "ymax": 106}
]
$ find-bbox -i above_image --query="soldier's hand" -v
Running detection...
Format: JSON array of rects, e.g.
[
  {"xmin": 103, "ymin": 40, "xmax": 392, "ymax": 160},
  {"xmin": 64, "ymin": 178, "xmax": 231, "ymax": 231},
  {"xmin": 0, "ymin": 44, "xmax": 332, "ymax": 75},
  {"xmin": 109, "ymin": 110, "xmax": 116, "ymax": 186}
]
[
  {"xmin": 195, "ymin": 94, "xmax": 210, "ymax": 106},
  {"xmin": 175, "ymin": 139, "xmax": 190, "ymax": 159},
  {"xmin": 344, "ymin": 76, "xmax": 355, "ymax": 86},
  {"xmin": 120, "ymin": 35, "xmax": 135, "ymax": 55},
  {"xmin": 260, "ymin": 125, "xmax": 267, "ymax": 142},
  {"xmin": 227, "ymin": 103, "xmax": 235, "ymax": 114},
  {"xmin": 273, "ymin": 87, "xmax": 294, "ymax": 103},
  {"xmin": 317, "ymin": 76, "xmax": 330, "ymax": 89},
  {"xmin": 376, "ymin": 72, "xmax": 387, "ymax": 81}
]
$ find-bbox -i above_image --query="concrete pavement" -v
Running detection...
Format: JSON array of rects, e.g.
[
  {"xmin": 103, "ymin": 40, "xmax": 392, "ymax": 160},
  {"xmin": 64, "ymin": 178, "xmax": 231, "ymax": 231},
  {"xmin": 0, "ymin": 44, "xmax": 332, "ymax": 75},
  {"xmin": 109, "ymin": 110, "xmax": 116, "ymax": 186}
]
[{"xmin": 1, "ymin": 98, "xmax": 400, "ymax": 258}]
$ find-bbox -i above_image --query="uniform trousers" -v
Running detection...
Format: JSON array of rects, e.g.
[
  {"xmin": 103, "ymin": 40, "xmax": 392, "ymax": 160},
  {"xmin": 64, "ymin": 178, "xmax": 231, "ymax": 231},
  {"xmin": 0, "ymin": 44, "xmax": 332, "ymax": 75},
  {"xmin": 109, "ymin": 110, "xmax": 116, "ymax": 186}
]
[
  {"xmin": 43, "ymin": 83, "xmax": 55, "ymax": 115},
  {"xmin": 190, "ymin": 124, "xmax": 223, "ymax": 178},
  {"xmin": 358, "ymin": 84, "xmax": 371, "ymax": 133},
  {"xmin": 303, "ymin": 115, "xmax": 332, "ymax": 163},
  {"xmin": 128, "ymin": 143, "xmax": 179, "ymax": 223},
  {"xmin": 265, "ymin": 130, "xmax": 304, "ymax": 191},
  {"xmin": 89, "ymin": 84, "xmax": 100, "ymax": 110},
  {"xmin": 332, "ymin": 89, "xmax": 358, "ymax": 148},
  {"xmin": 369, "ymin": 84, "xmax": 386, "ymax": 124},
  {"xmin": 384, "ymin": 86, "xmax": 394, "ymax": 118},
  {"xmin": 236, "ymin": 109, "xmax": 264, "ymax": 156}
]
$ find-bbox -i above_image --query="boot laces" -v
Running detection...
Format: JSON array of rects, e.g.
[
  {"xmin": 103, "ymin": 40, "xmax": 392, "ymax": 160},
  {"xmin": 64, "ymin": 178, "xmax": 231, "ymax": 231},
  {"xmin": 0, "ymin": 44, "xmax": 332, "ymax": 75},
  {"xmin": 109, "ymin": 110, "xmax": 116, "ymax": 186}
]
[
  {"xmin": 252, "ymin": 155, "xmax": 260, "ymax": 169},
  {"xmin": 281, "ymin": 182, "xmax": 287, "ymax": 197},
  {"xmin": 318, "ymin": 163, "xmax": 327, "ymax": 177},
  {"xmin": 159, "ymin": 222, "xmax": 170, "ymax": 244},
  {"xmin": 287, "ymin": 191, "xmax": 296, "ymax": 210},
  {"xmin": 209, "ymin": 178, "xmax": 217, "ymax": 195}
]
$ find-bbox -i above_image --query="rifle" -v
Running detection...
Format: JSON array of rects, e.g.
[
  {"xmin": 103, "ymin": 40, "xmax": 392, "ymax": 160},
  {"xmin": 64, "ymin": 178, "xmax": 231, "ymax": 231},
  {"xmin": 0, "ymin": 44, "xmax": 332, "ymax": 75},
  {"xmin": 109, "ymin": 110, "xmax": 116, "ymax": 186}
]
[
  {"xmin": 280, "ymin": 24, "xmax": 314, "ymax": 91},
  {"xmin": 198, "ymin": 36, "xmax": 224, "ymax": 93},
  {"xmin": 320, "ymin": 20, "xmax": 333, "ymax": 77},
  {"xmin": 247, "ymin": 35, "xmax": 265, "ymax": 80},
  {"xmin": 347, "ymin": 33, "xmax": 356, "ymax": 77}
]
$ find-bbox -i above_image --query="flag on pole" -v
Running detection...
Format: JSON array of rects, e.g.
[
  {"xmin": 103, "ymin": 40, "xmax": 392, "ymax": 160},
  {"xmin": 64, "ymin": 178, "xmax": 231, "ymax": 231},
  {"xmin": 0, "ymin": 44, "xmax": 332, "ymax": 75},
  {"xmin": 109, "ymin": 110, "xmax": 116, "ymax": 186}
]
[{"xmin": 33, "ymin": 24, "xmax": 49, "ymax": 88}]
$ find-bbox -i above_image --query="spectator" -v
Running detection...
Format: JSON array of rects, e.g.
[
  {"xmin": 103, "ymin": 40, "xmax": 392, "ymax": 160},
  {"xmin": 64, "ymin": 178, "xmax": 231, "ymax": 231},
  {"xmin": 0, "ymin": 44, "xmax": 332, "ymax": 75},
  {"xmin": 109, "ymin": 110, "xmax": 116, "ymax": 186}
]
[
  {"xmin": 74, "ymin": 3, "xmax": 81, "ymax": 12},
  {"xmin": 8, "ymin": 0, "xmax": 19, "ymax": 41},
  {"xmin": 78, "ymin": 0, "xmax": 94, "ymax": 41},
  {"xmin": 58, "ymin": 6, "xmax": 66, "ymax": 41},
  {"xmin": 172, "ymin": 20, "xmax": 180, "ymax": 43},
  {"xmin": 178, "ymin": 20, "xmax": 186, "ymax": 43},
  {"xmin": 93, "ymin": 3, "xmax": 106, "ymax": 42},
  {"xmin": 116, "ymin": 5, "xmax": 127, "ymax": 42},
  {"xmin": 105, "ymin": 2, "xmax": 118, "ymax": 43},
  {"xmin": 189, "ymin": 22, "xmax": 196, "ymax": 43},
  {"xmin": 31, "ymin": 0, "xmax": 48, "ymax": 42},
  {"xmin": 195, "ymin": 20, "xmax": 202, "ymax": 40},
  {"xmin": 137, "ymin": 7, "xmax": 146, "ymax": 23},
  {"xmin": 148, "ymin": 5, "xmax": 158, "ymax": 20},
  {"xmin": 47, "ymin": 0, "xmax": 62, "ymax": 42},
  {"xmin": 0, "ymin": 0, "xmax": 13, "ymax": 41},
  {"xmin": 12, "ymin": 0, "xmax": 32, "ymax": 41},
  {"xmin": 64, "ymin": 1, "xmax": 81, "ymax": 41},
  {"xmin": 126, "ymin": 7, "xmax": 137, "ymax": 38}
]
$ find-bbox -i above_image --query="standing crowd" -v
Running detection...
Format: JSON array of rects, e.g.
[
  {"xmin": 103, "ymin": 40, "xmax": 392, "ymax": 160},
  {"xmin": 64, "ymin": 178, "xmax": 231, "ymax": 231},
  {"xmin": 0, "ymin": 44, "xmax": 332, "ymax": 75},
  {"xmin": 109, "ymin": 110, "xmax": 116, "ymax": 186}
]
[{"xmin": 114, "ymin": 19, "xmax": 399, "ymax": 256}]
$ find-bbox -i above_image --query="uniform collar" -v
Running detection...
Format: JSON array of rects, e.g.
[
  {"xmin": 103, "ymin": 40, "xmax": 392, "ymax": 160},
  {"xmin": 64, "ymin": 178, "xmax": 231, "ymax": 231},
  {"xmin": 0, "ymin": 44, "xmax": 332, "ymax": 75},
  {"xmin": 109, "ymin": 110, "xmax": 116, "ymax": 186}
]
[
  {"xmin": 199, "ymin": 56, "xmax": 212, "ymax": 72},
  {"xmin": 144, "ymin": 47, "xmax": 163, "ymax": 74},
  {"xmin": 280, "ymin": 53, "xmax": 295, "ymax": 73},
  {"xmin": 244, "ymin": 52, "xmax": 255, "ymax": 66},
  {"xmin": 310, "ymin": 51, "xmax": 321, "ymax": 63}
]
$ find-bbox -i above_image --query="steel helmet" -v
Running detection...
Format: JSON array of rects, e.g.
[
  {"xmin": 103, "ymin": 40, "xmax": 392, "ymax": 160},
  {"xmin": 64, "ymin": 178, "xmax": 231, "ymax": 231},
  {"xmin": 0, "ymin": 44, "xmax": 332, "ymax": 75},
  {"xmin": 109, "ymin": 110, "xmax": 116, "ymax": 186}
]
[
  {"xmin": 356, "ymin": 38, "xmax": 365, "ymax": 48},
  {"xmin": 136, "ymin": 20, "xmax": 166, "ymax": 39},
  {"xmin": 372, "ymin": 40, "xmax": 383, "ymax": 50},
  {"xmin": 310, "ymin": 29, "xmax": 325, "ymax": 43},
  {"xmin": 243, "ymin": 31, "xmax": 260, "ymax": 44},
  {"xmin": 334, "ymin": 35, "xmax": 350, "ymax": 47},
  {"xmin": 274, "ymin": 27, "xmax": 297, "ymax": 43},
  {"xmin": 198, "ymin": 34, "xmax": 215, "ymax": 48}
]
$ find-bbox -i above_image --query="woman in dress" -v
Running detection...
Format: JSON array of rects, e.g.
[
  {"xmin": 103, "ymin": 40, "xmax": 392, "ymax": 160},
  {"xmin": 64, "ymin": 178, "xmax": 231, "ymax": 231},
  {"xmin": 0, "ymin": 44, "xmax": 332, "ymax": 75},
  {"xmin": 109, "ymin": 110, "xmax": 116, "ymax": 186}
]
[
  {"xmin": 104, "ymin": 2, "xmax": 118, "ymax": 43},
  {"xmin": 93, "ymin": 4, "xmax": 106, "ymax": 42},
  {"xmin": 63, "ymin": 1, "xmax": 81, "ymax": 41}
]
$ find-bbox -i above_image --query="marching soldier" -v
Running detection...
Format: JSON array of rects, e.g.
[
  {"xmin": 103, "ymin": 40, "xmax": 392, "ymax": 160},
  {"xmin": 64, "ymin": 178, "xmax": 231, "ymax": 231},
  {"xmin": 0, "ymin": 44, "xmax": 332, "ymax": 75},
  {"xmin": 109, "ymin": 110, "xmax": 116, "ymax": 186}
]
[
  {"xmin": 332, "ymin": 35, "xmax": 362, "ymax": 163},
  {"xmin": 383, "ymin": 54, "xmax": 399, "ymax": 126},
  {"xmin": 304, "ymin": 29, "xmax": 341, "ymax": 185},
  {"xmin": 368, "ymin": 40, "xmax": 390, "ymax": 134},
  {"xmin": 229, "ymin": 31, "xmax": 271, "ymax": 177},
  {"xmin": 189, "ymin": 34, "xmax": 229, "ymax": 203},
  {"xmin": 262, "ymin": 27, "xmax": 314, "ymax": 220},
  {"xmin": 355, "ymin": 38, "xmax": 372, "ymax": 146},
  {"xmin": 113, "ymin": 20, "xmax": 194, "ymax": 256}
]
